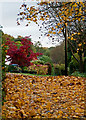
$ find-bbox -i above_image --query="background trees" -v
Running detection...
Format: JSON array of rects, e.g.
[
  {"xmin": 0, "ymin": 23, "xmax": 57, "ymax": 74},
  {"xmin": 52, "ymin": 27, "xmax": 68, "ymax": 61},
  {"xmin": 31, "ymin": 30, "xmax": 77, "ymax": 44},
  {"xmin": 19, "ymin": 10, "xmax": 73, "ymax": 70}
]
[
  {"xmin": 34, "ymin": 41, "xmax": 50, "ymax": 57},
  {"xmin": 50, "ymin": 42, "xmax": 65, "ymax": 64},
  {"xmin": 2, "ymin": 32, "xmax": 65, "ymax": 76}
]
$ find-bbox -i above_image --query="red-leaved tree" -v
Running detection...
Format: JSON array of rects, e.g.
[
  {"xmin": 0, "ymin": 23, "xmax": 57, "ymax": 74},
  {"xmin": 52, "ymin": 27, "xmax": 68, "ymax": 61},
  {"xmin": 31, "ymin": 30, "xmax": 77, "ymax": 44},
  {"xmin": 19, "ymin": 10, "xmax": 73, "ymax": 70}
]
[{"xmin": 5, "ymin": 36, "xmax": 42, "ymax": 67}]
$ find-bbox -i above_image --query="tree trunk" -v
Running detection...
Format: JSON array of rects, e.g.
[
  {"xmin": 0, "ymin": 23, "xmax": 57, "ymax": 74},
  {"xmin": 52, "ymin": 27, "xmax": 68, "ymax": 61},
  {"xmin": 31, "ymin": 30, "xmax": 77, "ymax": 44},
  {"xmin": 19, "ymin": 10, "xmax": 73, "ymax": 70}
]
[
  {"xmin": 84, "ymin": 47, "xmax": 86, "ymax": 73},
  {"xmin": 79, "ymin": 52, "xmax": 84, "ymax": 73},
  {"xmin": 65, "ymin": 25, "xmax": 68, "ymax": 76},
  {"xmin": 79, "ymin": 61, "xmax": 84, "ymax": 73}
]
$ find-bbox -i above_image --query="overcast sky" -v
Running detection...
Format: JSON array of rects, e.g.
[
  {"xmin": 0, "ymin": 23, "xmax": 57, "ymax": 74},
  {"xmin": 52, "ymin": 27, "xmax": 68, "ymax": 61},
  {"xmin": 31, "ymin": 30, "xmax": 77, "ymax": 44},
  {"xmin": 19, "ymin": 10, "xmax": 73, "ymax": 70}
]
[{"xmin": 0, "ymin": 0, "xmax": 61, "ymax": 47}]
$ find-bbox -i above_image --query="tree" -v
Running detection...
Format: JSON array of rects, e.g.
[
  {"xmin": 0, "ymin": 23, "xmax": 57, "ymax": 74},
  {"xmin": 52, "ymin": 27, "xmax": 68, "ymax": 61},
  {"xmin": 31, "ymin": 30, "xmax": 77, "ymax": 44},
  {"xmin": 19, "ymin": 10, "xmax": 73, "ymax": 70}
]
[
  {"xmin": 34, "ymin": 41, "xmax": 42, "ymax": 53},
  {"xmin": 17, "ymin": 1, "xmax": 86, "ymax": 73},
  {"xmin": 50, "ymin": 42, "xmax": 65, "ymax": 64},
  {"xmin": 34, "ymin": 41, "xmax": 50, "ymax": 57},
  {"xmin": 5, "ymin": 36, "xmax": 42, "ymax": 69},
  {"xmin": 68, "ymin": 21, "xmax": 86, "ymax": 73},
  {"xmin": 2, "ymin": 32, "xmax": 15, "ymax": 80},
  {"xmin": 69, "ymin": 53, "xmax": 80, "ymax": 74}
]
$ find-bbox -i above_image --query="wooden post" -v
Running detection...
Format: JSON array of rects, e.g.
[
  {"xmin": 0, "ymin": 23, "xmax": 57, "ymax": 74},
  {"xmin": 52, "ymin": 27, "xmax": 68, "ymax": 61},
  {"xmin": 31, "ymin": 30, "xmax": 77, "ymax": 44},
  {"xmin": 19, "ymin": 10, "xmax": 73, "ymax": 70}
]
[{"xmin": 65, "ymin": 25, "xmax": 68, "ymax": 76}]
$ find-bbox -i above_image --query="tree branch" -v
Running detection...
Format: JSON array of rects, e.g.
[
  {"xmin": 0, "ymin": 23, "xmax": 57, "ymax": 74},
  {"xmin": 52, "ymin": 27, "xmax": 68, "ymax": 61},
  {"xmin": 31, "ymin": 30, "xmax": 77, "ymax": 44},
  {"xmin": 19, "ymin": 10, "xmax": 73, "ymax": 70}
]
[{"xmin": 68, "ymin": 40, "xmax": 79, "ymax": 63}]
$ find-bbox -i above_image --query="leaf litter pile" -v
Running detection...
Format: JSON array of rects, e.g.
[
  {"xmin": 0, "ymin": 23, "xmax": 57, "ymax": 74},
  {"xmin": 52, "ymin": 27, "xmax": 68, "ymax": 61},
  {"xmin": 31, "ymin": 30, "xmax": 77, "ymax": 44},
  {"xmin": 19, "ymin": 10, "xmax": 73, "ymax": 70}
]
[{"xmin": 2, "ymin": 73, "xmax": 85, "ymax": 119}]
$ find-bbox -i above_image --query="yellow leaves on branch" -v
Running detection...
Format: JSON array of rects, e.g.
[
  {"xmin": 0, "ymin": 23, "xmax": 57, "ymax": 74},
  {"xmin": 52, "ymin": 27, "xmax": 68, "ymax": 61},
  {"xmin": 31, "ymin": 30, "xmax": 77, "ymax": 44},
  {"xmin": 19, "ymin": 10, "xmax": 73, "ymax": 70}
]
[{"xmin": 18, "ymin": 1, "xmax": 85, "ymax": 40}]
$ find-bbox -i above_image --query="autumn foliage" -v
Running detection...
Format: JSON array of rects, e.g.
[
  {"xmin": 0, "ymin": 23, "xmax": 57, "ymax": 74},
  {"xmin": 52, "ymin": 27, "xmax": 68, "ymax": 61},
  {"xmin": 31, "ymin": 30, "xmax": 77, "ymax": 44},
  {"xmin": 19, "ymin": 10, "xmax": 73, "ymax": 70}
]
[
  {"xmin": 17, "ymin": 1, "xmax": 86, "ymax": 73},
  {"xmin": 5, "ymin": 37, "xmax": 42, "ymax": 67}
]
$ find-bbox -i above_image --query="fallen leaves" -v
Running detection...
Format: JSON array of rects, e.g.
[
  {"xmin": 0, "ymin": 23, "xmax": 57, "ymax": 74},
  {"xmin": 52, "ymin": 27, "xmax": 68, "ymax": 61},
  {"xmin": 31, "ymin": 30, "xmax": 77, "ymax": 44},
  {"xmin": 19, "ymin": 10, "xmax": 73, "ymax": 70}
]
[{"xmin": 2, "ymin": 73, "xmax": 85, "ymax": 119}]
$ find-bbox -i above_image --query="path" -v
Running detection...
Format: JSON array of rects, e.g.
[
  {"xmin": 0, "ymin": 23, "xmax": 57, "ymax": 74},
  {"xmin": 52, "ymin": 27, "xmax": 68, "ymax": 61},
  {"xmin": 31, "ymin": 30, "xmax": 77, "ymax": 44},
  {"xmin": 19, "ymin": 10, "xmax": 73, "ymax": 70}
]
[{"xmin": 2, "ymin": 73, "xmax": 85, "ymax": 119}]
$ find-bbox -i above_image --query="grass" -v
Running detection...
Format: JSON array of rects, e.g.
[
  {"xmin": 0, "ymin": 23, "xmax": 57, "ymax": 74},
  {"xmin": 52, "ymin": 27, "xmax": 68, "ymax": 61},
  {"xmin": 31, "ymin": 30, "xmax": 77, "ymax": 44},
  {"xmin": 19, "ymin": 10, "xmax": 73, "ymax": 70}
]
[
  {"xmin": 6, "ymin": 72, "xmax": 86, "ymax": 78},
  {"xmin": 71, "ymin": 71, "xmax": 86, "ymax": 78},
  {"xmin": 6, "ymin": 72, "xmax": 54, "ymax": 77}
]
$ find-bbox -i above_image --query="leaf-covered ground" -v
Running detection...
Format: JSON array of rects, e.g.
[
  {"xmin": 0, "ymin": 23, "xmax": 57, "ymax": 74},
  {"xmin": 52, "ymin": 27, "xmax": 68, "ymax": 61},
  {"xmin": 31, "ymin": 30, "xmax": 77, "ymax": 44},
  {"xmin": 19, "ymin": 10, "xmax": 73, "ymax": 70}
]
[{"xmin": 2, "ymin": 73, "xmax": 85, "ymax": 119}]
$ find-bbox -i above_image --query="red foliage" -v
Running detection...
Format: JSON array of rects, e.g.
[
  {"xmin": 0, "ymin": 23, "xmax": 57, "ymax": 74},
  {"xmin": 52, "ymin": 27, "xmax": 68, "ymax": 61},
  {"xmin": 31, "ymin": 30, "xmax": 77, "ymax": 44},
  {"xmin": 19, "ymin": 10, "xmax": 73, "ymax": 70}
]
[{"xmin": 5, "ymin": 37, "xmax": 42, "ymax": 67}]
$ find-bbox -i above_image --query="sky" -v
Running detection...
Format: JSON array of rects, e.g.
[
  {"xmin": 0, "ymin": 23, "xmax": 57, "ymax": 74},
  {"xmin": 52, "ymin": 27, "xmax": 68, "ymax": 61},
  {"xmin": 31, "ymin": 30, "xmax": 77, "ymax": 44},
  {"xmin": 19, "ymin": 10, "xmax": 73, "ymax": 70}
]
[{"xmin": 0, "ymin": 0, "xmax": 62, "ymax": 47}]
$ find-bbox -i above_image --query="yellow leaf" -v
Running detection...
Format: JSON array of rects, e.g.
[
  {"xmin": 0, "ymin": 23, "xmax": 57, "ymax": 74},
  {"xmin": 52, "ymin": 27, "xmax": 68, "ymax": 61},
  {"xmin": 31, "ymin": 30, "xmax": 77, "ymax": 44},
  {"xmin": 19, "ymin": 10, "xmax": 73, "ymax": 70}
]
[
  {"xmin": 51, "ymin": 27, "xmax": 55, "ymax": 30},
  {"xmin": 43, "ymin": 12, "xmax": 46, "ymax": 15},
  {"xmin": 48, "ymin": 31, "xmax": 52, "ymax": 34},
  {"xmin": 78, "ymin": 33, "xmax": 80, "ymax": 35},
  {"xmin": 71, "ymin": 106, "xmax": 75, "ymax": 110},
  {"xmin": 40, "ymin": 17, "xmax": 45, "ymax": 21},
  {"xmin": 57, "ymin": 23, "xmax": 60, "ymax": 26},
  {"xmin": 2, "ymin": 67, "xmax": 4, "ymax": 69},
  {"xmin": 58, "ymin": 31, "xmax": 61, "ymax": 34},
  {"xmin": 65, "ymin": 23, "xmax": 67, "ymax": 26},
  {"xmin": 55, "ymin": 26, "xmax": 58, "ymax": 28},
  {"xmin": 78, "ymin": 18, "xmax": 80, "ymax": 21},
  {"xmin": 59, "ymin": 111, "xmax": 63, "ymax": 114},
  {"xmin": 57, "ymin": 114, "xmax": 62, "ymax": 118},
  {"xmin": 47, "ymin": 34, "xmax": 50, "ymax": 36},
  {"xmin": 78, "ymin": 44, "xmax": 82, "ymax": 47},
  {"xmin": 46, "ymin": 15, "xmax": 50, "ymax": 18},
  {"xmin": 60, "ymin": 28, "xmax": 63, "ymax": 30},
  {"xmin": 54, "ymin": 99, "xmax": 58, "ymax": 102},
  {"xmin": 73, "ymin": 3, "xmax": 77, "ymax": 7},
  {"xmin": 71, "ymin": 37, "xmax": 73, "ymax": 40},
  {"xmin": 75, "ymin": 108, "xmax": 83, "ymax": 113},
  {"xmin": 53, "ymin": 32, "xmax": 56, "ymax": 34}
]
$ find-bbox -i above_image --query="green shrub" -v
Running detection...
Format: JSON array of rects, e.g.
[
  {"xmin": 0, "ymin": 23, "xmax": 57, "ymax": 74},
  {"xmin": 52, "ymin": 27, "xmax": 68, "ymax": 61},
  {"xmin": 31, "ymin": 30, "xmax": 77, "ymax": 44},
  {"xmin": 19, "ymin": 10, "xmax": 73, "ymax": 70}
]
[
  {"xmin": 69, "ymin": 53, "xmax": 79, "ymax": 74},
  {"xmin": 39, "ymin": 55, "xmax": 55, "ymax": 75},
  {"xmin": 7, "ymin": 64, "xmax": 22, "ymax": 73},
  {"xmin": 54, "ymin": 64, "xmax": 65, "ymax": 75},
  {"xmin": 22, "ymin": 66, "xmax": 30, "ymax": 73},
  {"xmin": 22, "ymin": 64, "xmax": 48, "ymax": 75},
  {"xmin": 54, "ymin": 64, "xmax": 60, "ymax": 75},
  {"xmin": 60, "ymin": 64, "xmax": 65, "ymax": 75},
  {"xmin": 28, "ymin": 64, "xmax": 48, "ymax": 75},
  {"xmin": 31, "ymin": 60, "xmax": 44, "ymax": 65},
  {"xmin": 71, "ymin": 71, "xmax": 86, "ymax": 78}
]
